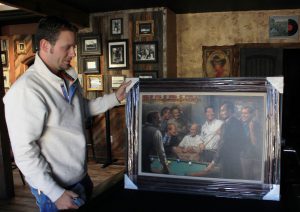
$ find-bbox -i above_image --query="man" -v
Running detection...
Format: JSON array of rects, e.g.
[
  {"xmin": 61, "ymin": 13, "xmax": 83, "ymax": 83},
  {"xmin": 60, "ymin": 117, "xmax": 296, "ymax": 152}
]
[
  {"xmin": 173, "ymin": 123, "xmax": 202, "ymax": 162},
  {"xmin": 142, "ymin": 111, "xmax": 169, "ymax": 174},
  {"xmin": 167, "ymin": 106, "xmax": 188, "ymax": 141},
  {"xmin": 3, "ymin": 16, "xmax": 130, "ymax": 211},
  {"xmin": 199, "ymin": 106, "xmax": 223, "ymax": 162},
  {"xmin": 162, "ymin": 123, "xmax": 180, "ymax": 157},
  {"xmin": 190, "ymin": 101, "xmax": 246, "ymax": 179},
  {"xmin": 160, "ymin": 107, "xmax": 171, "ymax": 135},
  {"xmin": 240, "ymin": 106, "xmax": 262, "ymax": 180}
]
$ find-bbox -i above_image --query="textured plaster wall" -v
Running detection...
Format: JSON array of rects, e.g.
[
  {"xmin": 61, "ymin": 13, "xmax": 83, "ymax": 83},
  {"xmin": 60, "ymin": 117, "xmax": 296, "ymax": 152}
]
[{"xmin": 176, "ymin": 9, "xmax": 300, "ymax": 77}]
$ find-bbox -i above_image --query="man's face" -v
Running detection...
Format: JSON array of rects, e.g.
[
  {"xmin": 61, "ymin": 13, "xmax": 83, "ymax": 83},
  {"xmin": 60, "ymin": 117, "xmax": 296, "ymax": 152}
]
[
  {"xmin": 172, "ymin": 109, "xmax": 180, "ymax": 119},
  {"xmin": 168, "ymin": 125, "xmax": 177, "ymax": 136},
  {"xmin": 220, "ymin": 104, "xmax": 230, "ymax": 120},
  {"xmin": 153, "ymin": 113, "xmax": 161, "ymax": 127},
  {"xmin": 241, "ymin": 108, "xmax": 250, "ymax": 122},
  {"xmin": 205, "ymin": 108, "xmax": 215, "ymax": 121},
  {"xmin": 189, "ymin": 124, "xmax": 198, "ymax": 137},
  {"xmin": 46, "ymin": 30, "xmax": 76, "ymax": 72},
  {"xmin": 163, "ymin": 110, "xmax": 171, "ymax": 120}
]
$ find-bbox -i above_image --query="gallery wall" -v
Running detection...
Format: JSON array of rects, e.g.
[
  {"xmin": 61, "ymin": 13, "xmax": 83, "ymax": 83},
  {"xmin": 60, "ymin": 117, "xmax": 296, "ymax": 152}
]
[{"xmin": 176, "ymin": 9, "xmax": 300, "ymax": 77}]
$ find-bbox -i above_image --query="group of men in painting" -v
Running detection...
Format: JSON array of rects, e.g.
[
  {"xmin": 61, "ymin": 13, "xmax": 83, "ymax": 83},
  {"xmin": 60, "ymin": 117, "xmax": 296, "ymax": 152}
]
[{"xmin": 142, "ymin": 101, "xmax": 262, "ymax": 180}]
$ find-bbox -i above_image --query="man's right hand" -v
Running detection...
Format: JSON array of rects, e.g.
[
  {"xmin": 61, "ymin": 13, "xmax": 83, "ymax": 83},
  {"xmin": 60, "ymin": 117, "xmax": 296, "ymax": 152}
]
[{"xmin": 55, "ymin": 190, "xmax": 80, "ymax": 210}]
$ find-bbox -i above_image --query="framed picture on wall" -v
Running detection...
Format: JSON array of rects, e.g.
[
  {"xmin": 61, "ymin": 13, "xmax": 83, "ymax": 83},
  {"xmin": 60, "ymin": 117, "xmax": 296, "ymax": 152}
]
[
  {"xmin": 80, "ymin": 34, "xmax": 102, "ymax": 55},
  {"xmin": 81, "ymin": 56, "xmax": 100, "ymax": 73},
  {"xmin": 134, "ymin": 71, "xmax": 158, "ymax": 79},
  {"xmin": 3, "ymin": 71, "xmax": 9, "ymax": 88},
  {"xmin": 269, "ymin": 16, "xmax": 299, "ymax": 39},
  {"xmin": 202, "ymin": 46, "xmax": 235, "ymax": 78},
  {"xmin": 136, "ymin": 20, "xmax": 154, "ymax": 37},
  {"xmin": 111, "ymin": 18, "xmax": 123, "ymax": 35},
  {"xmin": 85, "ymin": 74, "xmax": 104, "ymax": 91},
  {"xmin": 107, "ymin": 39, "xmax": 128, "ymax": 69},
  {"xmin": 111, "ymin": 75, "xmax": 125, "ymax": 89},
  {"xmin": 133, "ymin": 41, "xmax": 158, "ymax": 63},
  {"xmin": 16, "ymin": 40, "xmax": 26, "ymax": 54},
  {"xmin": 1, "ymin": 50, "xmax": 8, "ymax": 67}
]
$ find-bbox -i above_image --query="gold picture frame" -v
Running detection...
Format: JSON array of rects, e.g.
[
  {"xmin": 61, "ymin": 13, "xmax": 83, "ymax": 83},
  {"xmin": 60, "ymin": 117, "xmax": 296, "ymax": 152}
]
[
  {"xmin": 136, "ymin": 20, "xmax": 154, "ymax": 37},
  {"xmin": 16, "ymin": 40, "xmax": 26, "ymax": 54},
  {"xmin": 85, "ymin": 74, "xmax": 104, "ymax": 91}
]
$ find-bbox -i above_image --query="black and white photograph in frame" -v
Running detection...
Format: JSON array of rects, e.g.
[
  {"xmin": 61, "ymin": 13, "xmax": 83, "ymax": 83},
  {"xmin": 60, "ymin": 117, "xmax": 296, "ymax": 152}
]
[
  {"xmin": 80, "ymin": 34, "xmax": 102, "ymax": 55},
  {"xmin": 108, "ymin": 39, "xmax": 128, "ymax": 69},
  {"xmin": 111, "ymin": 18, "xmax": 123, "ymax": 35},
  {"xmin": 133, "ymin": 41, "xmax": 158, "ymax": 63}
]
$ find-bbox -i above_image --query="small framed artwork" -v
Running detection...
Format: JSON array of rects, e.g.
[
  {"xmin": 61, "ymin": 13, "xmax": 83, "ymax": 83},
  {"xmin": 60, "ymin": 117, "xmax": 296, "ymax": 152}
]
[
  {"xmin": 16, "ymin": 40, "xmax": 26, "ymax": 54},
  {"xmin": 111, "ymin": 18, "xmax": 123, "ymax": 35},
  {"xmin": 80, "ymin": 34, "xmax": 101, "ymax": 55},
  {"xmin": 107, "ymin": 39, "xmax": 128, "ymax": 69},
  {"xmin": 81, "ymin": 56, "xmax": 100, "ymax": 74},
  {"xmin": 1, "ymin": 50, "xmax": 8, "ymax": 67},
  {"xmin": 111, "ymin": 75, "xmax": 125, "ymax": 89},
  {"xmin": 1, "ymin": 39, "xmax": 8, "ymax": 51},
  {"xmin": 202, "ymin": 45, "xmax": 235, "ymax": 78},
  {"xmin": 3, "ymin": 71, "xmax": 9, "ymax": 88},
  {"xmin": 134, "ymin": 71, "xmax": 158, "ymax": 79},
  {"xmin": 136, "ymin": 20, "xmax": 154, "ymax": 37},
  {"xmin": 86, "ymin": 74, "xmax": 104, "ymax": 91},
  {"xmin": 133, "ymin": 41, "xmax": 158, "ymax": 63},
  {"xmin": 269, "ymin": 16, "xmax": 299, "ymax": 39}
]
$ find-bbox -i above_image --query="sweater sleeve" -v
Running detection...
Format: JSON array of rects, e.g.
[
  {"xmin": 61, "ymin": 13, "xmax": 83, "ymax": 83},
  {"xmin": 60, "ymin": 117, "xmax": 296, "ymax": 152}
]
[
  {"xmin": 3, "ymin": 86, "xmax": 65, "ymax": 202},
  {"xmin": 86, "ymin": 93, "xmax": 120, "ymax": 116}
]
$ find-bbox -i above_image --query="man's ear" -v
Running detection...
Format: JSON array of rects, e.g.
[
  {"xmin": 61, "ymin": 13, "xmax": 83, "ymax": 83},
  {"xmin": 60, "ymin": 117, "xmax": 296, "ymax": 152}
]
[{"xmin": 39, "ymin": 39, "xmax": 50, "ymax": 53}]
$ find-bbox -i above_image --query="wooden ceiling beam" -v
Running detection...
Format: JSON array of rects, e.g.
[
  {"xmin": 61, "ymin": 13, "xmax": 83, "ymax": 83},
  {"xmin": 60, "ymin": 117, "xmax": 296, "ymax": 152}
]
[{"xmin": 0, "ymin": 0, "xmax": 90, "ymax": 28}]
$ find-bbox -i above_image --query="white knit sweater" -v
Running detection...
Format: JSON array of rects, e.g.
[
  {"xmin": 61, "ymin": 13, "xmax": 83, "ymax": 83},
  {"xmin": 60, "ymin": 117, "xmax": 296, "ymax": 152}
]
[{"xmin": 3, "ymin": 54, "xmax": 119, "ymax": 202}]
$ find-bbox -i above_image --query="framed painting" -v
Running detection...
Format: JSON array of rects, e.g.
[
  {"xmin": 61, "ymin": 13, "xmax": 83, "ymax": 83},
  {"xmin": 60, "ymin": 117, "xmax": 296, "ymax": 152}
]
[
  {"xmin": 81, "ymin": 56, "xmax": 100, "ymax": 74},
  {"xmin": 107, "ymin": 39, "xmax": 128, "ymax": 69},
  {"xmin": 111, "ymin": 18, "xmax": 123, "ymax": 35},
  {"xmin": 1, "ymin": 50, "xmax": 8, "ymax": 67},
  {"xmin": 202, "ymin": 46, "xmax": 235, "ymax": 78},
  {"xmin": 16, "ymin": 40, "xmax": 26, "ymax": 54},
  {"xmin": 136, "ymin": 20, "xmax": 154, "ymax": 37},
  {"xmin": 85, "ymin": 74, "xmax": 104, "ymax": 91},
  {"xmin": 133, "ymin": 41, "xmax": 158, "ymax": 63},
  {"xmin": 111, "ymin": 75, "xmax": 125, "ymax": 89},
  {"xmin": 125, "ymin": 77, "xmax": 282, "ymax": 201},
  {"xmin": 79, "ymin": 34, "xmax": 102, "ymax": 55}
]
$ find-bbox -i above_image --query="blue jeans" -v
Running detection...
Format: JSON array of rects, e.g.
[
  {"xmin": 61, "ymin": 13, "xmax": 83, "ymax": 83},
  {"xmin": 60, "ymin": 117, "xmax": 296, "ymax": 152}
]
[{"xmin": 30, "ymin": 175, "xmax": 94, "ymax": 212}]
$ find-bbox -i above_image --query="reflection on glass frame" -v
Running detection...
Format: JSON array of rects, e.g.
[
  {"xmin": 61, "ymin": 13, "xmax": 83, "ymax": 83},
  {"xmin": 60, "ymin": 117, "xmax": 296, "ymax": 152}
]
[
  {"xmin": 80, "ymin": 34, "xmax": 102, "ymax": 55},
  {"xmin": 85, "ymin": 74, "xmax": 103, "ymax": 91},
  {"xmin": 136, "ymin": 20, "xmax": 154, "ymax": 37},
  {"xmin": 1, "ymin": 50, "xmax": 8, "ymax": 67},
  {"xmin": 133, "ymin": 41, "xmax": 158, "ymax": 63},
  {"xmin": 81, "ymin": 56, "xmax": 100, "ymax": 74},
  {"xmin": 111, "ymin": 18, "xmax": 123, "ymax": 35},
  {"xmin": 107, "ymin": 39, "xmax": 128, "ymax": 69},
  {"xmin": 111, "ymin": 75, "xmax": 125, "ymax": 89},
  {"xmin": 134, "ymin": 71, "xmax": 158, "ymax": 79},
  {"xmin": 125, "ymin": 78, "xmax": 282, "ymax": 201}
]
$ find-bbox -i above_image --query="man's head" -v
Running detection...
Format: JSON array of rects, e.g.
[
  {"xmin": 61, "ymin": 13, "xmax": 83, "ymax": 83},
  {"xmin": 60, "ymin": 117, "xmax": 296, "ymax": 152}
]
[
  {"xmin": 189, "ymin": 123, "xmax": 199, "ymax": 137},
  {"xmin": 241, "ymin": 106, "xmax": 254, "ymax": 122},
  {"xmin": 146, "ymin": 111, "xmax": 160, "ymax": 127},
  {"xmin": 36, "ymin": 16, "xmax": 78, "ymax": 73},
  {"xmin": 220, "ymin": 101, "xmax": 234, "ymax": 120},
  {"xmin": 171, "ymin": 106, "xmax": 181, "ymax": 120},
  {"xmin": 167, "ymin": 123, "xmax": 177, "ymax": 136},
  {"xmin": 204, "ymin": 106, "xmax": 216, "ymax": 122},
  {"xmin": 160, "ymin": 107, "xmax": 171, "ymax": 120}
]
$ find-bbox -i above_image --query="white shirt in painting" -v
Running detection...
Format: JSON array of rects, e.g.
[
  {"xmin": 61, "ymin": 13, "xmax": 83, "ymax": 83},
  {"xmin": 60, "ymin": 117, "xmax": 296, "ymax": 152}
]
[
  {"xmin": 200, "ymin": 119, "xmax": 223, "ymax": 150},
  {"xmin": 179, "ymin": 134, "xmax": 203, "ymax": 148}
]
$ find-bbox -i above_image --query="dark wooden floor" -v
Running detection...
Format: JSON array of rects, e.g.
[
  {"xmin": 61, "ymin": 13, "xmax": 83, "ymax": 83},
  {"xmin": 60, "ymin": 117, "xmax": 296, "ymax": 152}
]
[{"xmin": 0, "ymin": 161, "xmax": 125, "ymax": 211}]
